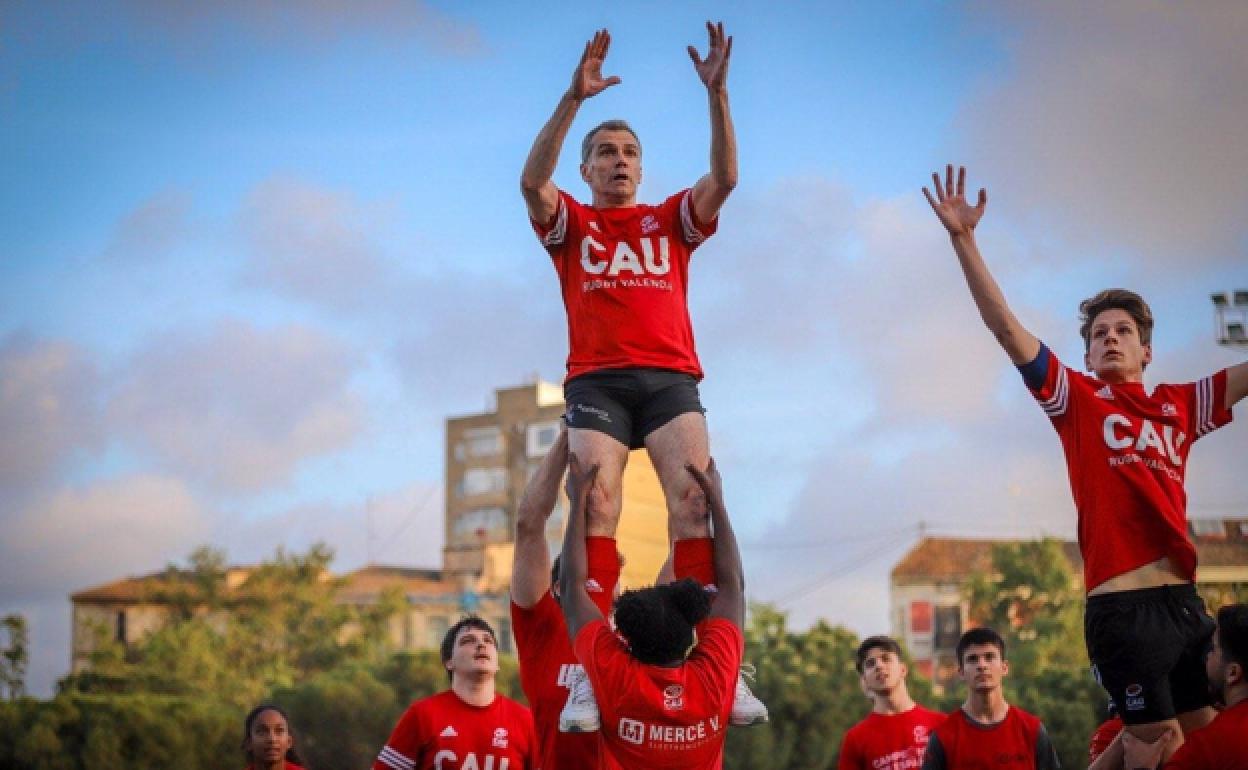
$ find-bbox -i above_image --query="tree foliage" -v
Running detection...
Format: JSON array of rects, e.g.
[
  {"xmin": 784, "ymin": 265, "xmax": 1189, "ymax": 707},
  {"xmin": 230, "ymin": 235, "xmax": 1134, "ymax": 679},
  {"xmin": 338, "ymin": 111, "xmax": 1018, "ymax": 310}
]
[
  {"xmin": 964, "ymin": 539, "xmax": 1104, "ymax": 769},
  {"xmin": 1, "ymin": 615, "xmax": 28, "ymax": 700}
]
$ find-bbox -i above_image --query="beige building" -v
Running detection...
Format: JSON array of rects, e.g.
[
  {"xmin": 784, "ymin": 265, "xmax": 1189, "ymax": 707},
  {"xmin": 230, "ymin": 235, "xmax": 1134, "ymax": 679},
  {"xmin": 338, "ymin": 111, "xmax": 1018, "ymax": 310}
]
[
  {"xmin": 890, "ymin": 519, "xmax": 1248, "ymax": 692},
  {"xmin": 444, "ymin": 380, "xmax": 668, "ymax": 590},
  {"xmin": 70, "ymin": 380, "xmax": 671, "ymax": 671}
]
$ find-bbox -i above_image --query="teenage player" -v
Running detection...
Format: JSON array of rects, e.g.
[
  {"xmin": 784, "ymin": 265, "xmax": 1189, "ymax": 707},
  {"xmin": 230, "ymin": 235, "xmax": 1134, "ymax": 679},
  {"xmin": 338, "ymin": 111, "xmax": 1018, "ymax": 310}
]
[
  {"xmin": 924, "ymin": 164, "xmax": 1248, "ymax": 760},
  {"xmin": 921, "ymin": 628, "xmax": 1060, "ymax": 770},
  {"xmin": 373, "ymin": 617, "xmax": 535, "ymax": 770},
  {"xmin": 558, "ymin": 453, "xmax": 744, "ymax": 769},
  {"xmin": 242, "ymin": 704, "xmax": 305, "ymax": 770},
  {"xmin": 838, "ymin": 636, "xmax": 945, "ymax": 770},
  {"xmin": 520, "ymin": 22, "xmax": 766, "ymax": 729},
  {"xmin": 1123, "ymin": 603, "xmax": 1248, "ymax": 770},
  {"xmin": 510, "ymin": 425, "xmax": 622, "ymax": 768}
]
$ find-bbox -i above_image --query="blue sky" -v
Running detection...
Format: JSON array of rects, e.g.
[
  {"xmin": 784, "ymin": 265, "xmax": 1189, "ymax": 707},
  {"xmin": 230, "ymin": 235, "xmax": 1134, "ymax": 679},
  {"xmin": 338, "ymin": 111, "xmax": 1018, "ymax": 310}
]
[{"xmin": 2, "ymin": 1, "xmax": 1246, "ymax": 697}]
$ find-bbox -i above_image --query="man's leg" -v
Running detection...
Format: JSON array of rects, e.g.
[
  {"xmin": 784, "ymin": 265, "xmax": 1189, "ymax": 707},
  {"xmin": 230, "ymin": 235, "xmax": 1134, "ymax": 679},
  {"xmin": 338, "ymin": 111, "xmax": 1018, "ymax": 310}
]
[
  {"xmin": 643, "ymin": 412, "xmax": 711, "ymax": 540},
  {"xmin": 568, "ymin": 427, "xmax": 630, "ymax": 536},
  {"xmin": 645, "ymin": 411, "xmax": 768, "ymax": 726}
]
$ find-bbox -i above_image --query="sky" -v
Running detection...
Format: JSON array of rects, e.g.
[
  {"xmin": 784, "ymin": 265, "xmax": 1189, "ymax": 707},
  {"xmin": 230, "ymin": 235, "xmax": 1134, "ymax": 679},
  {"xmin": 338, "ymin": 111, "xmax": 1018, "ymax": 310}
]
[{"xmin": 2, "ymin": 1, "xmax": 1245, "ymax": 698}]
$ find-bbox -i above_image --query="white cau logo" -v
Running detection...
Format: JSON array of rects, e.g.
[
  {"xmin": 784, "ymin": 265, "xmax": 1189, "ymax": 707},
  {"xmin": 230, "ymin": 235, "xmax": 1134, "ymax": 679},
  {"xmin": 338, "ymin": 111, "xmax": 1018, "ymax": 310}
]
[
  {"xmin": 1102, "ymin": 414, "xmax": 1186, "ymax": 466},
  {"xmin": 618, "ymin": 718, "xmax": 646, "ymax": 745},
  {"xmin": 580, "ymin": 236, "xmax": 671, "ymax": 277}
]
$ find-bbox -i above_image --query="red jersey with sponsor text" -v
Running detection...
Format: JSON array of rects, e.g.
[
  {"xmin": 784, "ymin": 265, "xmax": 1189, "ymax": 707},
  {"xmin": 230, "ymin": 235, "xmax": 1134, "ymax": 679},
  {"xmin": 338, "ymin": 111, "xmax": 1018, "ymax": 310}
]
[
  {"xmin": 1026, "ymin": 348, "xmax": 1233, "ymax": 590},
  {"xmin": 532, "ymin": 189, "xmax": 717, "ymax": 381},
  {"xmin": 511, "ymin": 591, "xmax": 618, "ymax": 770},
  {"xmin": 838, "ymin": 706, "xmax": 946, "ymax": 770},
  {"xmin": 372, "ymin": 690, "xmax": 534, "ymax": 770},
  {"xmin": 574, "ymin": 618, "xmax": 742, "ymax": 769}
]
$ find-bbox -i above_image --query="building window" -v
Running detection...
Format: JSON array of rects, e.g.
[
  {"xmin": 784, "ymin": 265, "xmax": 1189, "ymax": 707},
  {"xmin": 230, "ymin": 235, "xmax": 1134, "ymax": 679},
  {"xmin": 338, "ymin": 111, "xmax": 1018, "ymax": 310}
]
[
  {"xmin": 1191, "ymin": 519, "xmax": 1226, "ymax": 539},
  {"xmin": 459, "ymin": 467, "xmax": 506, "ymax": 497},
  {"xmin": 933, "ymin": 605, "xmax": 961, "ymax": 650},
  {"xmin": 452, "ymin": 507, "xmax": 508, "ymax": 545},
  {"xmin": 910, "ymin": 601, "xmax": 933, "ymax": 634},
  {"xmin": 497, "ymin": 618, "xmax": 512, "ymax": 654},
  {"xmin": 428, "ymin": 616, "xmax": 449, "ymax": 648},
  {"xmin": 526, "ymin": 421, "xmax": 560, "ymax": 458},
  {"xmin": 115, "ymin": 610, "xmax": 127, "ymax": 644},
  {"xmin": 463, "ymin": 427, "xmax": 503, "ymax": 458}
]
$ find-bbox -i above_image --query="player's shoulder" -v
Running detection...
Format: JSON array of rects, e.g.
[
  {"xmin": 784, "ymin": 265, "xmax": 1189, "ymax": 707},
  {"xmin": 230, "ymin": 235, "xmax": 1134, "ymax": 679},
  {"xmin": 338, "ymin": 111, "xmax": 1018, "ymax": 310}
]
[
  {"xmin": 1006, "ymin": 705, "xmax": 1044, "ymax": 731},
  {"xmin": 913, "ymin": 704, "xmax": 948, "ymax": 726}
]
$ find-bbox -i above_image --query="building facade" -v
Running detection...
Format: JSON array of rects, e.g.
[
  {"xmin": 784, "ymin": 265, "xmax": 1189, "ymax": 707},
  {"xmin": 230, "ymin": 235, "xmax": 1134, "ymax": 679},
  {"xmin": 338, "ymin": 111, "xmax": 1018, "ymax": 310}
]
[
  {"xmin": 890, "ymin": 519, "xmax": 1248, "ymax": 692},
  {"xmin": 70, "ymin": 380, "xmax": 670, "ymax": 671}
]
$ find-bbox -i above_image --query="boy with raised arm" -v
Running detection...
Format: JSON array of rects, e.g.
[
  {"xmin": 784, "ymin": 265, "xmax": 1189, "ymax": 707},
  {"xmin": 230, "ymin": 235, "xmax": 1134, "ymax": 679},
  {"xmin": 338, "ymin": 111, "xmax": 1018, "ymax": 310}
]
[{"xmin": 924, "ymin": 165, "xmax": 1248, "ymax": 761}]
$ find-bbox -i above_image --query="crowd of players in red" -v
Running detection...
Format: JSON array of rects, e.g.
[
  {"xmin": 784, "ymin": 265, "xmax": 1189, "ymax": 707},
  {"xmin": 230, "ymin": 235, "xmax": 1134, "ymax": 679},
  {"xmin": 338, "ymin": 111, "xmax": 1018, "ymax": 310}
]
[{"xmin": 240, "ymin": 22, "xmax": 1247, "ymax": 770}]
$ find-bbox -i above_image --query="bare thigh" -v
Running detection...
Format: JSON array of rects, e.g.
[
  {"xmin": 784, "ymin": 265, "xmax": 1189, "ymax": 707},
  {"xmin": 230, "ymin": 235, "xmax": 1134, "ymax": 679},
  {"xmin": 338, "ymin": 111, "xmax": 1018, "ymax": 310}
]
[
  {"xmin": 644, "ymin": 411, "xmax": 711, "ymax": 540},
  {"xmin": 568, "ymin": 427, "xmax": 630, "ymax": 537}
]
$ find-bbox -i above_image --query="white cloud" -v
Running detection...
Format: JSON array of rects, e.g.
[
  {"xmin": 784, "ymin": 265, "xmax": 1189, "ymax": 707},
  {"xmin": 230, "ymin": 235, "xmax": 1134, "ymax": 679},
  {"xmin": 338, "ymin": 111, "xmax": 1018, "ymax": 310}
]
[
  {"xmin": 108, "ymin": 320, "xmax": 365, "ymax": 492},
  {"xmin": 0, "ymin": 474, "xmax": 211, "ymax": 602},
  {"xmin": 960, "ymin": 1, "xmax": 1248, "ymax": 266},
  {"xmin": 0, "ymin": 335, "xmax": 101, "ymax": 499},
  {"xmin": 105, "ymin": 189, "xmax": 192, "ymax": 263}
]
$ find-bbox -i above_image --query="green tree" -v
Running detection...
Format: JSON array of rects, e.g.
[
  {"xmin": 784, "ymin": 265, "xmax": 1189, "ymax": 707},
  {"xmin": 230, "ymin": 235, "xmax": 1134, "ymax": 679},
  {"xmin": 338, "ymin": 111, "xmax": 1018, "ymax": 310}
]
[
  {"xmin": 963, "ymin": 539, "xmax": 1103, "ymax": 769},
  {"xmin": 1, "ymin": 614, "xmax": 28, "ymax": 700}
]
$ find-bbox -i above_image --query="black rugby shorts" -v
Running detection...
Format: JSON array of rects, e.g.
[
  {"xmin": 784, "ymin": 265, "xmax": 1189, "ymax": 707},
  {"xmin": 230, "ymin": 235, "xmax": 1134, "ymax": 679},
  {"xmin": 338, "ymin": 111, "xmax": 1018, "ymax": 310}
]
[{"xmin": 563, "ymin": 368, "xmax": 704, "ymax": 449}]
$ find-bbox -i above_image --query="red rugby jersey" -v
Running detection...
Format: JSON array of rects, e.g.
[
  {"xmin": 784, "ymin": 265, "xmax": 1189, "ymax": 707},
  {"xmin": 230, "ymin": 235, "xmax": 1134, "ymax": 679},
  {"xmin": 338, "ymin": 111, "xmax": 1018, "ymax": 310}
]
[
  {"xmin": 1022, "ymin": 345, "xmax": 1233, "ymax": 590},
  {"xmin": 574, "ymin": 618, "xmax": 742, "ymax": 769},
  {"xmin": 373, "ymin": 690, "xmax": 534, "ymax": 770},
  {"xmin": 1165, "ymin": 699, "xmax": 1248, "ymax": 770},
  {"xmin": 532, "ymin": 189, "xmax": 717, "ymax": 381},
  {"xmin": 923, "ymin": 706, "xmax": 1058, "ymax": 770},
  {"xmin": 1087, "ymin": 715, "xmax": 1122, "ymax": 763},
  {"xmin": 837, "ymin": 706, "xmax": 946, "ymax": 770},
  {"xmin": 511, "ymin": 535, "xmax": 621, "ymax": 770}
]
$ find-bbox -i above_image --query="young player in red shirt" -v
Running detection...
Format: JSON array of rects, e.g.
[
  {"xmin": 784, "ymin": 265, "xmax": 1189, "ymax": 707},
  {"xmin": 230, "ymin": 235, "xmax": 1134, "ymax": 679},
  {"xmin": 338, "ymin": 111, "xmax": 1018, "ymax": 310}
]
[
  {"xmin": 520, "ymin": 22, "xmax": 765, "ymax": 731},
  {"xmin": 558, "ymin": 452, "xmax": 745, "ymax": 769},
  {"xmin": 921, "ymin": 628, "xmax": 1059, "ymax": 770},
  {"xmin": 510, "ymin": 425, "xmax": 622, "ymax": 769},
  {"xmin": 1123, "ymin": 603, "xmax": 1248, "ymax": 770},
  {"xmin": 925, "ymin": 165, "xmax": 1248, "ymax": 761},
  {"xmin": 242, "ymin": 704, "xmax": 305, "ymax": 770},
  {"xmin": 839, "ymin": 636, "xmax": 945, "ymax": 770},
  {"xmin": 373, "ymin": 617, "xmax": 535, "ymax": 770}
]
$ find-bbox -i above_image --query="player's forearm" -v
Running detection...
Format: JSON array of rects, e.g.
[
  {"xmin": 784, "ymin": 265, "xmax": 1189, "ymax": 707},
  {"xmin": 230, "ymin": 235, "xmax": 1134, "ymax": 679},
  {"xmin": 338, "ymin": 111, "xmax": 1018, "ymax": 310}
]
[
  {"xmin": 515, "ymin": 431, "xmax": 568, "ymax": 532},
  {"xmin": 521, "ymin": 92, "xmax": 581, "ymax": 193},
  {"xmin": 558, "ymin": 478, "xmax": 589, "ymax": 602},
  {"xmin": 949, "ymin": 232, "xmax": 1038, "ymax": 365},
  {"xmin": 1224, "ymin": 361, "xmax": 1248, "ymax": 410},
  {"xmin": 706, "ymin": 87, "xmax": 738, "ymax": 193},
  {"xmin": 707, "ymin": 486, "xmax": 744, "ymax": 607}
]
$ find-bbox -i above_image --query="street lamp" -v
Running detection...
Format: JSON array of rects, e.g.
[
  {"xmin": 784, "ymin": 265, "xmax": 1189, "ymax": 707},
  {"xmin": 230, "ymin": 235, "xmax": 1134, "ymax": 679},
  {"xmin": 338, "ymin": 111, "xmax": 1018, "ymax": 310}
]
[{"xmin": 1211, "ymin": 290, "xmax": 1248, "ymax": 347}]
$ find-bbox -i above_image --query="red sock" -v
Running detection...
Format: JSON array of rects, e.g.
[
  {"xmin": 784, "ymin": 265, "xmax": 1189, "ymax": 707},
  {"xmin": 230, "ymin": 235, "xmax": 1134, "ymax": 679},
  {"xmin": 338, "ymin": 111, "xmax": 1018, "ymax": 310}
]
[
  {"xmin": 673, "ymin": 537, "xmax": 716, "ymax": 591},
  {"xmin": 585, "ymin": 536, "xmax": 621, "ymax": 618}
]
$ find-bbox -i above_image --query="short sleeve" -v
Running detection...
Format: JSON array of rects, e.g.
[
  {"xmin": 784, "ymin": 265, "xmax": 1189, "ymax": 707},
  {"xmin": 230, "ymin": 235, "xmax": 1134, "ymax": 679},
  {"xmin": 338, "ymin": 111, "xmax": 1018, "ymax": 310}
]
[
  {"xmin": 1018, "ymin": 343, "xmax": 1072, "ymax": 422},
  {"xmin": 659, "ymin": 189, "xmax": 717, "ymax": 248},
  {"xmin": 1035, "ymin": 724, "xmax": 1061, "ymax": 770},
  {"xmin": 373, "ymin": 703, "xmax": 425, "ymax": 770},
  {"xmin": 511, "ymin": 592, "xmax": 559, "ymax": 669},
  {"xmin": 688, "ymin": 619, "xmax": 743, "ymax": 704},
  {"xmin": 837, "ymin": 726, "xmax": 862, "ymax": 770},
  {"xmin": 1191, "ymin": 369, "xmax": 1233, "ymax": 439},
  {"xmin": 919, "ymin": 734, "xmax": 946, "ymax": 770},
  {"xmin": 574, "ymin": 619, "xmax": 628, "ymax": 698},
  {"xmin": 531, "ymin": 190, "xmax": 580, "ymax": 251}
]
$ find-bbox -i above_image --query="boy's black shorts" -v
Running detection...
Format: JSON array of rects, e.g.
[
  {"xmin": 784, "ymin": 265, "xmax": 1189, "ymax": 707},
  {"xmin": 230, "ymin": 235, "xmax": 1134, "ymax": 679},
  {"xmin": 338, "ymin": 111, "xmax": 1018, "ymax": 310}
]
[
  {"xmin": 1085, "ymin": 583, "xmax": 1215, "ymax": 725},
  {"xmin": 563, "ymin": 368, "xmax": 704, "ymax": 450}
]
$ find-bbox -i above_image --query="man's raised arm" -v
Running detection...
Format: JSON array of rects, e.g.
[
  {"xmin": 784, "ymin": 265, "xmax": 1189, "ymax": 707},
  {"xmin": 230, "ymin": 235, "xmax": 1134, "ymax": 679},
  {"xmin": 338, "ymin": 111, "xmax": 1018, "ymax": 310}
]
[
  {"xmin": 1225, "ymin": 361, "xmax": 1248, "ymax": 411},
  {"xmin": 520, "ymin": 30, "xmax": 620, "ymax": 227},
  {"xmin": 510, "ymin": 425, "xmax": 568, "ymax": 608},
  {"xmin": 689, "ymin": 21, "xmax": 738, "ymax": 226},
  {"xmin": 923, "ymin": 165, "xmax": 1040, "ymax": 366}
]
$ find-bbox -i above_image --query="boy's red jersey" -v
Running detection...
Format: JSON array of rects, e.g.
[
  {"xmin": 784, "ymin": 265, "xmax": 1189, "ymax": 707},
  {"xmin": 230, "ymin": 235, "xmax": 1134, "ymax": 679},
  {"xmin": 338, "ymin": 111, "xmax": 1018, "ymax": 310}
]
[
  {"xmin": 837, "ymin": 706, "xmax": 946, "ymax": 770},
  {"xmin": 925, "ymin": 706, "xmax": 1057, "ymax": 770},
  {"xmin": 574, "ymin": 618, "xmax": 742, "ymax": 769},
  {"xmin": 1024, "ymin": 346, "xmax": 1232, "ymax": 590},
  {"xmin": 373, "ymin": 690, "xmax": 534, "ymax": 770}
]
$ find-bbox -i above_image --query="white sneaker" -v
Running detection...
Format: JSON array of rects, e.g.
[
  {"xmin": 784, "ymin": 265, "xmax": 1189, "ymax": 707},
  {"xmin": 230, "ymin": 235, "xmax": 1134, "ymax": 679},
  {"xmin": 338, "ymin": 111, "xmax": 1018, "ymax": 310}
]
[
  {"xmin": 730, "ymin": 663, "xmax": 769, "ymax": 726},
  {"xmin": 558, "ymin": 665, "xmax": 601, "ymax": 733}
]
